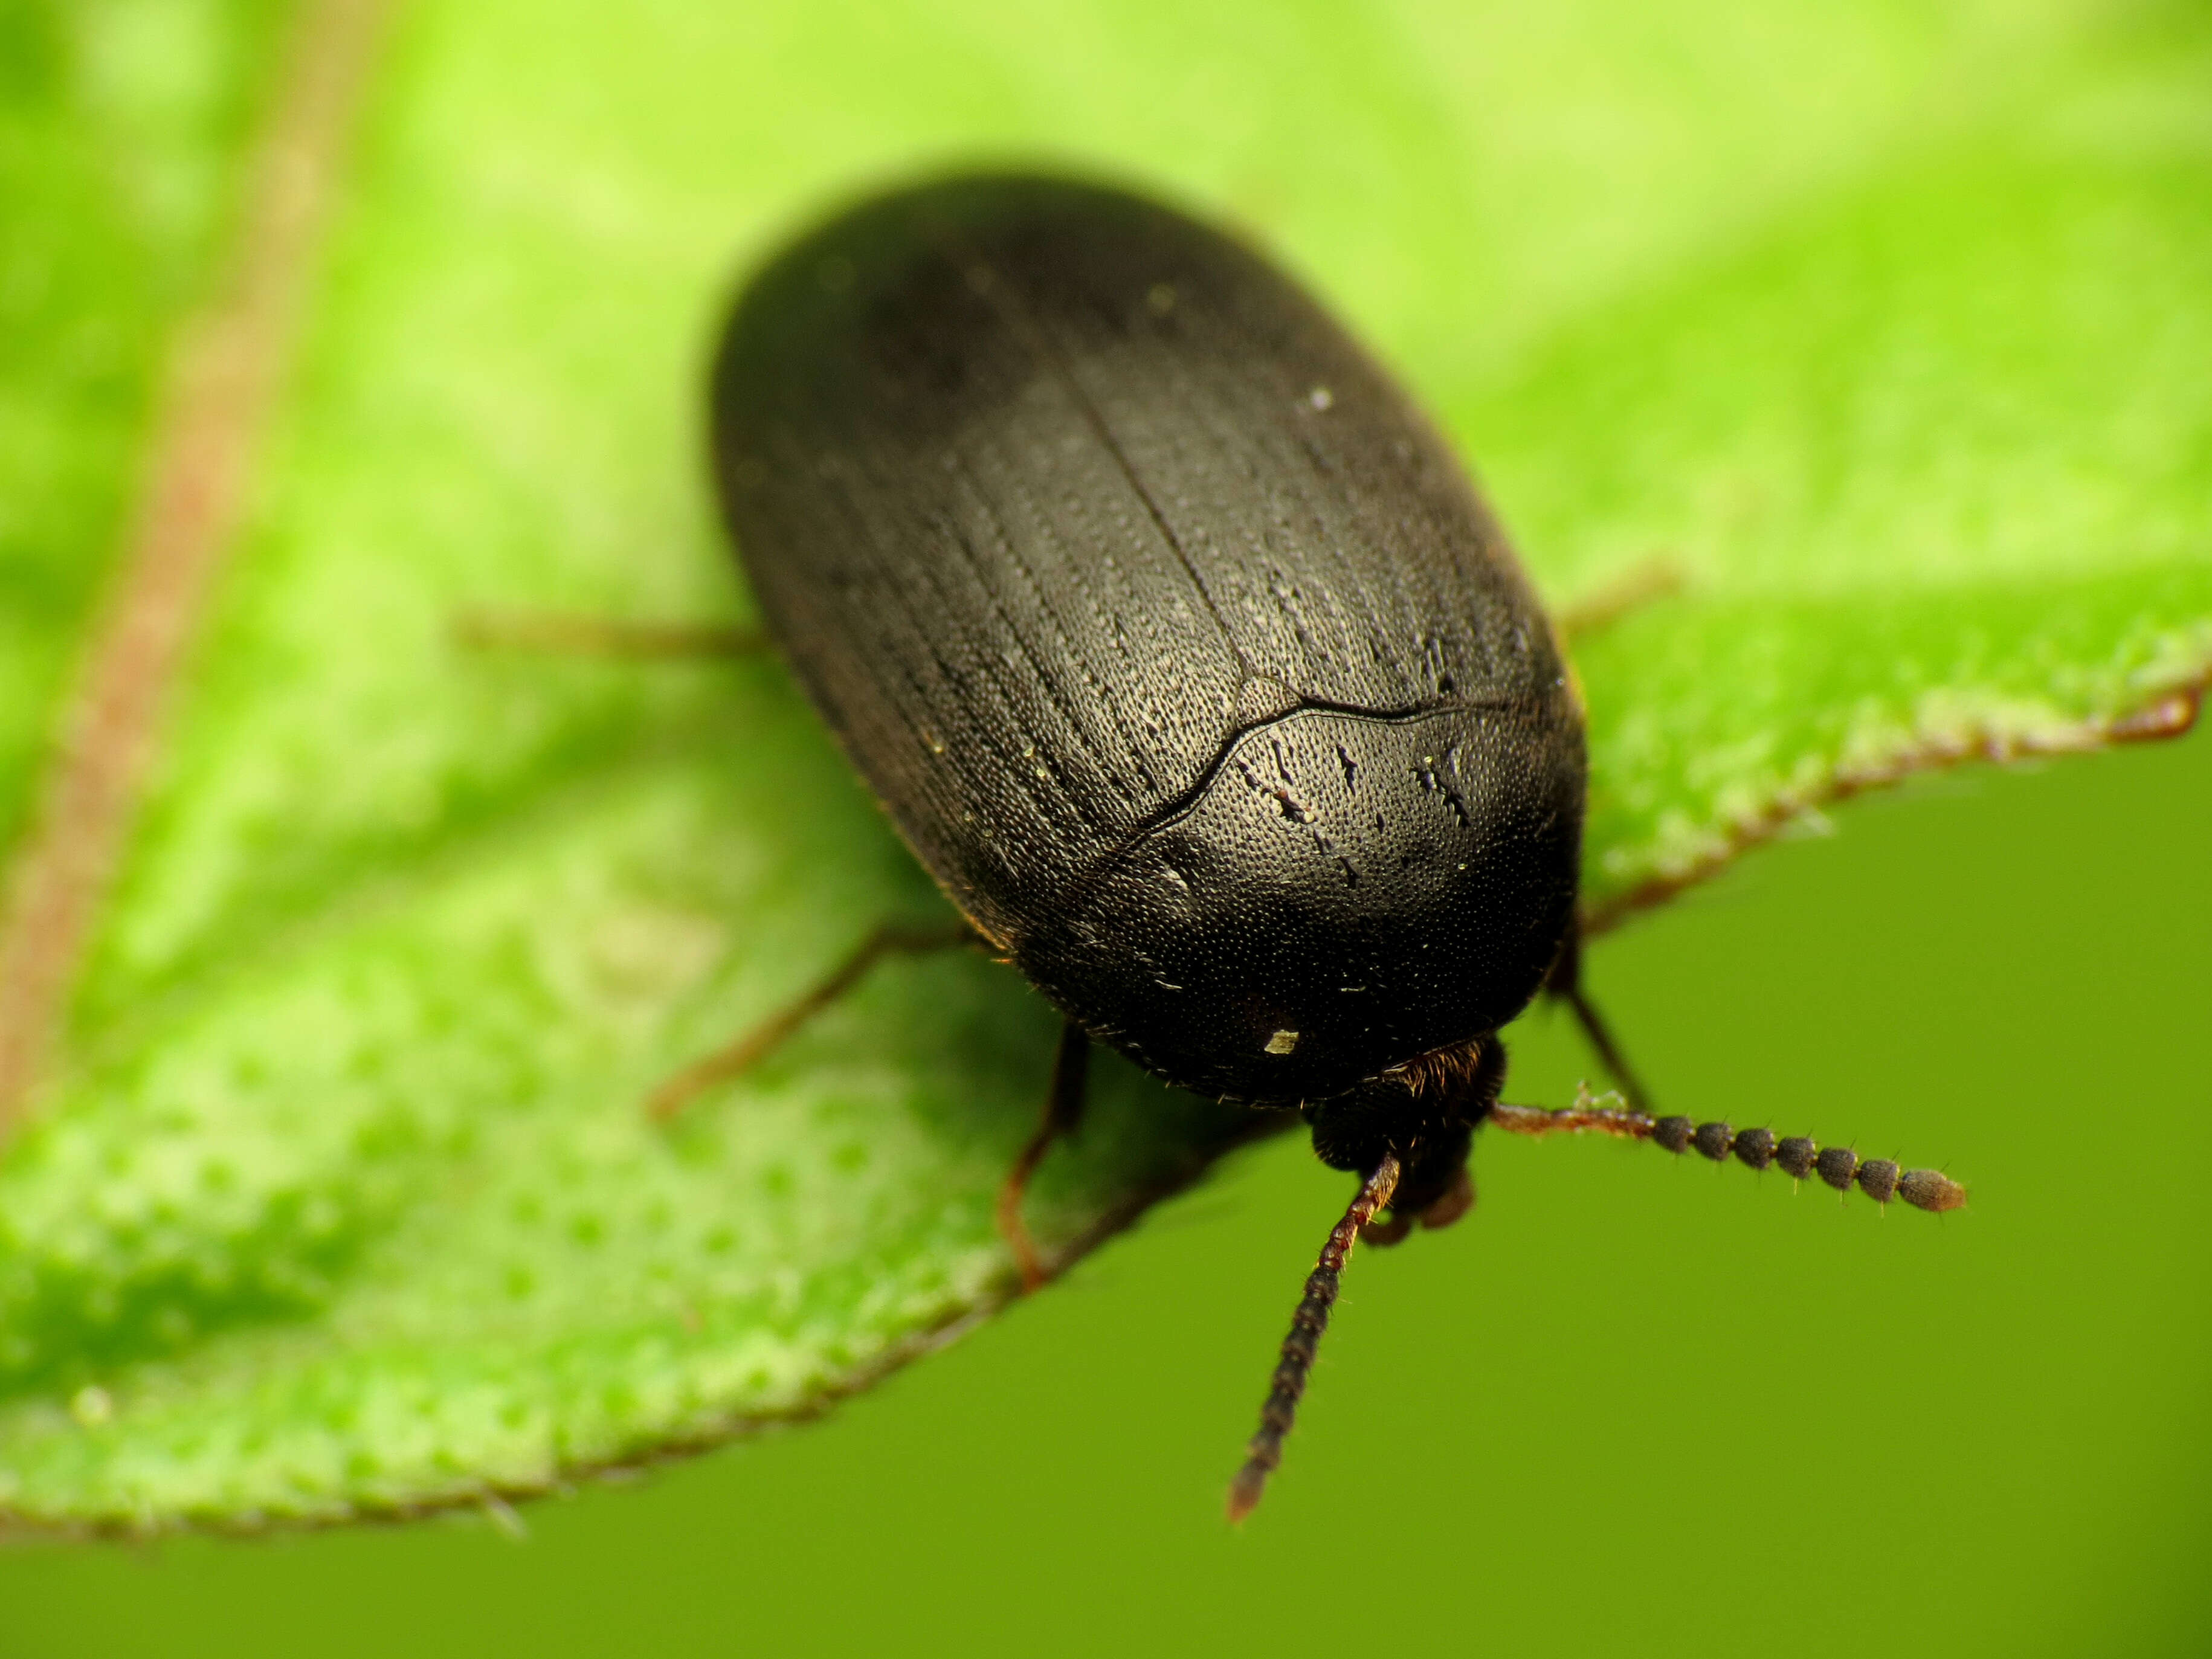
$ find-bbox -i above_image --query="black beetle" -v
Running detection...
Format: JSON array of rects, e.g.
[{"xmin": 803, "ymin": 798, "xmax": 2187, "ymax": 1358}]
[{"xmin": 660, "ymin": 173, "xmax": 1964, "ymax": 1519}]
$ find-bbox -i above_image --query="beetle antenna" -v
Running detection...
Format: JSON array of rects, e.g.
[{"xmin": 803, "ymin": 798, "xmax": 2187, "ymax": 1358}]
[
  {"xmin": 1489, "ymin": 1088, "xmax": 1966, "ymax": 1213},
  {"xmin": 1227, "ymin": 1152, "xmax": 1402, "ymax": 1522}
]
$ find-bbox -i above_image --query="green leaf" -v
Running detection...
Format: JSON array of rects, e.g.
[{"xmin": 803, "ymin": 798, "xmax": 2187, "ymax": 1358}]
[
  {"xmin": 1474, "ymin": 142, "xmax": 2212, "ymax": 915},
  {"xmin": 0, "ymin": 0, "xmax": 2205, "ymax": 1528}
]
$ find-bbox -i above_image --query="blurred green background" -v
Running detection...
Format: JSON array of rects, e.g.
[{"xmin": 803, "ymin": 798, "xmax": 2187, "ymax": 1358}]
[{"xmin": 0, "ymin": 705, "xmax": 2204, "ymax": 1655}]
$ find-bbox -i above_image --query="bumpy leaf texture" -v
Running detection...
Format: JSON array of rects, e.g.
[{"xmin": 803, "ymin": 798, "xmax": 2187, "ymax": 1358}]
[{"xmin": 0, "ymin": 0, "xmax": 2205, "ymax": 1527}]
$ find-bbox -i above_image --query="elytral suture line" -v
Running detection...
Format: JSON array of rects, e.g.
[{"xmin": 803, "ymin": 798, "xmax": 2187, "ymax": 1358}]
[{"xmin": 0, "ymin": 0, "xmax": 391, "ymax": 1135}]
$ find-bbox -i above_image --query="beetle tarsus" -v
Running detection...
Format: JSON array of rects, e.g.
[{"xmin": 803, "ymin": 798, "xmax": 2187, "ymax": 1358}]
[
  {"xmin": 1228, "ymin": 1153, "xmax": 1402, "ymax": 1522},
  {"xmin": 995, "ymin": 1181, "xmax": 1049, "ymax": 1292},
  {"xmin": 995, "ymin": 1021, "xmax": 1091, "ymax": 1293},
  {"xmin": 1488, "ymin": 1090, "xmax": 1965, "ymax": 1213}
]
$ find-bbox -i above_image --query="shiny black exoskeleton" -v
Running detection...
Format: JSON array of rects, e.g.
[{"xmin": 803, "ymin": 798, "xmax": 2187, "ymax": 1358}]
[{"xmin": 709, "ymin": 175, "xmax": 1584, "ymax": 1224}]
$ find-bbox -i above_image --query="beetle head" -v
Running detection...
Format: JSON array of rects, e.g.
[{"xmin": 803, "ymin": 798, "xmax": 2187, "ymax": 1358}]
[{"xmin": 1303, "ymin": 1031, "xmax": 1503, "ymax": 1232}]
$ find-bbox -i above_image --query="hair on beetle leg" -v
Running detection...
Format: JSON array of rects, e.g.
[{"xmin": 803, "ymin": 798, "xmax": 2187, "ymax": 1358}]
[{"xmin": 1383, "ymin": 1036, "xmax": 1491, "ymax": 1100}]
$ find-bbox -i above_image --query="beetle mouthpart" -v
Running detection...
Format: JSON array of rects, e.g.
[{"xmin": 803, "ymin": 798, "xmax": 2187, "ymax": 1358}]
[
  {"xmin": 1227, "ymin": 1153, "xmax": 1402, "ymax": 1522},
  {"xmin": 1486, "ymin": 1097, "xmax": 1965, "ymax": 1214},
  {"xmin": 1357, "ymin": 1210, "xmax": 1414, "ymax": 1247},
  {"xmin": 1418, "ymin": 1164, "xmax": 1475, "ymax": 1230}
]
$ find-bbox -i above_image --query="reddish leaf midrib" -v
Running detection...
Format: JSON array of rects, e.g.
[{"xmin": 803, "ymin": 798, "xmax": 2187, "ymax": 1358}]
[{"xmin": 0, "ymin": 0, "xmax": 392, "ymax": 1133}]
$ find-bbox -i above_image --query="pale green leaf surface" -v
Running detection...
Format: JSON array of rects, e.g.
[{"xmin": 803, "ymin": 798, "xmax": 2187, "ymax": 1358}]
[{"xmin": 0, "ymin": 0, "xmax": 2206, "ymax": 1525}]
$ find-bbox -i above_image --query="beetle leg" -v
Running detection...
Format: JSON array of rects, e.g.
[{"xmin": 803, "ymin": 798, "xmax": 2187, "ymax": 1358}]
[
  {"xmin": 1553, "ymin": 556, "xmax": 1685, "ymax": 645},
  {"xmin": 1559, "ymin": 983, "xmax": 1653, "ymax": 1113},
  {"xmin": 1546, "ymin": 923, "xmax": 1656, "ymax": 1112},
  {"xmin": 646, "ymin": 919, "xmax": 977, "ymax": 1120},
  {"xmin": 996, "ymin": 1020, "xmax": 1091, "ymax": 1293},
  {"xmin": 454, "ymin": 608, "xmax": 766, "ymax": 658}
]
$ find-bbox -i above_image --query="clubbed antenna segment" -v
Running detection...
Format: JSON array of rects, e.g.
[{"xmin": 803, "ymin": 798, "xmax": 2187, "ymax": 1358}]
[
  {"xmin": 1227, "ymin": 1153, "xmax": 1402, "ymax": 1523},
  {"xmin": 1489, "ymin": 1090, "xmax": 1965, "ymax": 1214}
]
